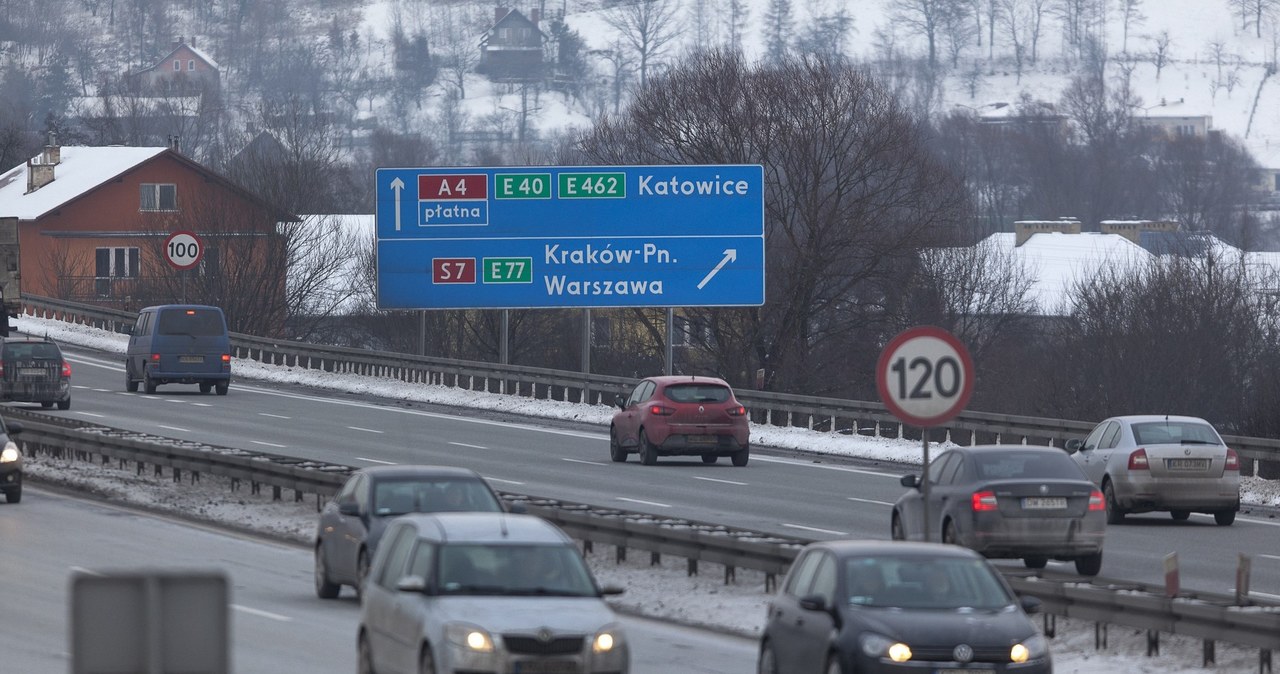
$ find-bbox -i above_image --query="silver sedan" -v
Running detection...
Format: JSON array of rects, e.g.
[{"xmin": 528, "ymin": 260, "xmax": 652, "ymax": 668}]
[{"xmin": 1066, "ymin": 414, "xmax": 1241, "ymax": 525}]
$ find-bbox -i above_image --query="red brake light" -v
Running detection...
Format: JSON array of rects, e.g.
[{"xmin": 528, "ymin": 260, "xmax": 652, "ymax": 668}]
[
  {"xmin": 1128, "ymin": 449, "xmax": 1149, "ymax": 470},
  {"xmin": 62, "ymin": 361, "xmax": 72, "ymax": 377},
  {"xmin": 221, "ymin": 354, "xmax": 231, "ymax": 363},
  {"xmin": 728, "ymin": 405, "xmax": 746, "ymax": 417},
  {"xmin": 648, "ymin": 404, "xmax": 675, "ymax": 416},
  {"xmin": 150, "ymin": 353, "xmax": 161, "ymax": 361},
  {"xmin": 1226, "ymin": 449, "xmax": 1240, "ymax": 471},
  {"xmin": 1088, "ymin": 490, "xmax": 1106, "ymax": 511},
  {"xmin": 971, "ymin": 490, "xmax": 998, "ymax": 511}
]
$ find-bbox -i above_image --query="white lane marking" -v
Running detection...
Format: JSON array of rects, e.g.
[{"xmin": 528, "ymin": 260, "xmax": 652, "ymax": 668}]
[
  {"xmin": 259, "ymin": 413, "xmax": 291, "ymax": 419},
  {"xmin": 1236, "ymin": 516, "xmax": 1280, "ymax": 528},
  {"xmin": 618, "ymin": 497, "xmax": 671, "ymax": 508},
  {"xmin": 693, "ymin": 476, "xmax": 748, "ymax": 486},
  {"xmin": 75, "ymin": 412, "xmax": 106, "ymax": 418},
  {"xmin": 348, "ymin": 426, "xmax": 384, "ymax": 434},
  {"xmin": 159, "ymin": 425, "xmax": 190, "ymax": 433},
  {"xmin": 563, "ymin": 458, "xmax": 605, "ymax": 466},
  {"xmin": 190, "ymin": 402, "xmax": 213, "ymax": 407},
  {"xmin": 485, "ymin": 477, "xmax": 525, "ymax": 485},
  {"xmin": 449, "ymin": 442, "xmax": 486, "ymax": 450},
  {"xmin": 1259, "ymin": 554, "xmax": 1280, "ymax": 561},
  {"xmin": 783, "ymin": 523, "xmax": 848, "ymax": 536},
  {"xmin": 232, "ymin": 605, "xmax": 292, "ymax": 622},
  {"xmin": 847, "ymin": 496, "xmax": 894, "ymax": 507},
  {"xmin": 1248, "ymin": 590, "xmax": 1280, "ymax": 600},
  {"xmin": 251, "ymin": 440, "xmax": 287, "ymax": 448},
  {"xmin": 69, "ymin": 566, "xmax": 102, "ymax": 576},
  {"xmin": 356, "ymin": 457, "xmax": 396, "ymax": 465},
  {"xmin": 751, "ymin": 455, "xmax": 902, "ymax": 478},
  {"xmin": 164, "ymin": 399, "xmax": 185, "ymax": 404}
]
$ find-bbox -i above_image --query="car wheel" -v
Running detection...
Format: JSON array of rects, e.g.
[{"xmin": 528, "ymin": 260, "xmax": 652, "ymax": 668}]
[
  {"xmin": 1103, "ymin": 481, "xmax": 1125, "ymax": 524},
  {"xmin": 890, "ymin": 512, "xmax": 905, "ymax": 541},
  {"xmin": 1215, "ymin": 509, "xmax": 1236, "ymax": 526},
  {"xmin": 215, "ymin": 382, "xmax": 229, "ymax": 396},
  {"xmin": 144, "ymin": 372, "xmax": 157, "ymax": 394},
  {"xmin": 356, "ymin": 548, "xmax": 371, "ymax": 597},
  {"xmin": 5, "ymin": 486, "xmax": 20, "ymax": 504},
  {"xmin": 942, "ymin": 519, "xmax": 959, "ymax": 546},
  {"xmin": 57, "ymin": 397, "xmax": 70, "ymax": 411},
  {"xmin": 1023, "ymin": 557, "xmax": 1048, "ymax": 570},
  {"xmin": 639, "ymin": 429, "xmax": 658, "ymax": 466},
  {"xmin": 357, "ymin": 631, "xmax": 377, "ymax": 674},
  {"xmin": 41, "ymin": 401, "xmax": 53, "ymax": 408},
  {"xmin": 1170, "ymin": 509, "xmax": 1190, "ymax": 521},
  {"xmin": 609, "ymin": 427, "xmax": 627, "ymax": 463},
  {"xmin": 824, "ymin": 652, "xmax": 843, "ymax": 674},
  {"xmin": 757, "ymin": 641, "xmax": 778, "ymax": 674},
  {"xmin": 314, "ymin": 544, "xmax": 340, "ymax": 599},
  {"xmin": 1075, "ymin": 551, "xmax": 1103, "ymax": 576},
  {"xmin": 418, "ymin": 646, "xmax": 437, "ymax": 674},
  {"xmin": 702, "ymin": 453, "xmax": 718, "ymax": 464},
  {"xmin": 125, "ymin": 363, "xmax": 138, "ymax": 392},
  {"xmin": 199, "ymin": 382, "xmax": 212, "ymax": 394},
  {"xmin": 731, "ymin": 446, "xmax": 750, "ymax": 467}
]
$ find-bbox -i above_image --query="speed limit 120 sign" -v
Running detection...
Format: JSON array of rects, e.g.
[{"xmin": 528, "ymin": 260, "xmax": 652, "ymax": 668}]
[
  {"xmin": 876, "ymin": 326, "xmax": 974, "ymax": 427},
  {"xmin": 164, "ymin": 231, "xmax": 203, "ymax": 270}
]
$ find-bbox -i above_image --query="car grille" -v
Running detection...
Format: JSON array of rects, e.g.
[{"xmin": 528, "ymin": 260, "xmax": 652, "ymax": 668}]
[
  {"xmin": 503, "ymin": 635, "xmax": 584, "ymax": 655},
  {"xmin": 908, "ymin": 645, "xmax": 1011, "ymax": 663}
]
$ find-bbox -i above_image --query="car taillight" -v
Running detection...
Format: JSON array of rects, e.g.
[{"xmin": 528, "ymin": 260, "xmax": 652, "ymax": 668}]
[
  {"xmin": 1128, "ymin": 449, "xmax": 1149, "ymax": 470},
  {"xmin": 151, "ymin": 353, "xmax": 161, "ymax": 362},
  {"xmin": 1226, "ymin": 449, "xmax": 1240, "ymax": 471},
  {"xmin": 648, "ymin": 404, "xmax": 675, "ymax": 416},
  {"xmin": 971, "ymin": 490, "xmax": 998, "ymax": 511},
  {"xmin": 1088, "ymin": 490, "xmax": 1106, "ymax": 510},
  {"xmin": 727, "ymin": 405, "xmax": 746, "ymax": 416},
  {"xmin": 221, "ymin": 354, "xmax": 231, "ymax": 363},
  {"xmin": 62, "ymin": 361, "xmax": 72, "ymax": 377}
]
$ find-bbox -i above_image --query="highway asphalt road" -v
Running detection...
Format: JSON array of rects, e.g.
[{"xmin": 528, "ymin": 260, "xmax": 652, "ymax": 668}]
[{"xmin": 32, "ymin": 345, "xmax": 1280, "ymax": 600}]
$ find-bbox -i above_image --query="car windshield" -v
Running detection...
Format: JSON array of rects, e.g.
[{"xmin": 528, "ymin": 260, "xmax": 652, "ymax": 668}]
[
  {"xmin": 845, "ymin": 555, "xmax": 1015, "ymax": 610},
  {"xmin": 4, "ymin": 343, "xmax": 60, "ymax": 360},
  {"xmin": 1132, "ymin": 421, "xmax": 1221, "ymax": 446},
  {"xmin": 157, "ymin": 309, "xmax": 225, "ymax": 336},
  {"xmin": 972, "ymin": 451, "xmax": 1081, "ymax": 480},
  {"xmin": 372, "ymin": 479, "xmax": 502, "ymax": 516},
  {"xmin": 664, "ymin": 384, "xmax": 730, "ymax": 403},
  {"xmin": 437, "ymin": 544, "xmax": 598, "ymax": 597}
]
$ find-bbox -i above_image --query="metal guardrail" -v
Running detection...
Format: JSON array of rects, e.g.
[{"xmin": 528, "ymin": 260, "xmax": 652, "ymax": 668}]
[
  {"xmin": 14, "ymin": 406, "xmax": 1280, "ymax": 664},
  {"xmin": 20, "ymin": 294, "xmax": 1280, "ymax": 471}
]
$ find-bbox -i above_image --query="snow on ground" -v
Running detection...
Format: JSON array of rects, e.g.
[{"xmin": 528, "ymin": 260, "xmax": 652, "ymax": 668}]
[{"xmin": 13, "ymin": 314, "xmax": 1276, "ymax": 672}]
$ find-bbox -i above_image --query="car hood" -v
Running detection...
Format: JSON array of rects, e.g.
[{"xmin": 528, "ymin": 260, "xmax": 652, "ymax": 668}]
[
  {"xmin": 432, "ymin": 596, "xmax": 620, "ymax": 633},
  {"xmin": 847, "ymin": 605, "xmax": 1035, "ymax": 646}
]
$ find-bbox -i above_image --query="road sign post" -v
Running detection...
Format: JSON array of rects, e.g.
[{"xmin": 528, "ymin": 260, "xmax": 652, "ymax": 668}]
[
  {"xmin": 374, "ymin": 165, "xmax": 765, "ymax": 310},
  {"xmin": 164, "ymin": 231, "xmax": 202, "ymax": 303},
  {"xmin": 876, "ymin": 326, "xmax": 975, "ymax": 544}
]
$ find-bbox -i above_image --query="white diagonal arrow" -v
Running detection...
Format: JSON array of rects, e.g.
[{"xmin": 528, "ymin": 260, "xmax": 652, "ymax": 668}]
[
  {"xmin": 390, "ymin": 177, "xmax": 405, "ymax": 231},
  {"xmin": 697, "ymin": 249, "xmax": 737, "ymax": 290}
]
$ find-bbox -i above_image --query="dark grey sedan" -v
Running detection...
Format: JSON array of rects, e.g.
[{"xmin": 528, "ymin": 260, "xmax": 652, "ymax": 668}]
[
  {"xmin": 891, "ymin": 445, "xmax": 1107, "ymax": 576},
  {"xmin": 314, "ymin": 465, "xmax": 508, "ymax": 599}
]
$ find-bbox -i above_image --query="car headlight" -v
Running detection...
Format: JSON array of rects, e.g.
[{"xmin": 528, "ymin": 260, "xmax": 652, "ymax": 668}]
[
  {"xmin": 0, "ymin": 444, "xmax": 18, "ymax": 463},
  {"xmin": 1011, "ymin": 634, "xmax": 1048, "ymax": 663},
  {"xmin": 591, "ymin": 625, "xmax": 624, "ymax": 654},
  {"xmin": 860, "ymin": 633, "xmax": 912, "ymax": 662},
  {"xmin": 445, "ymin": 623, "xmax": 494, "ymax": 653}
]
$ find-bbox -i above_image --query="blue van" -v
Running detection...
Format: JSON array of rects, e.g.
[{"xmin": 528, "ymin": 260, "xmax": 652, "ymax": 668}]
[{"xmin": 125, "ymin": 305, "xmax": 232, "ymax": 395}]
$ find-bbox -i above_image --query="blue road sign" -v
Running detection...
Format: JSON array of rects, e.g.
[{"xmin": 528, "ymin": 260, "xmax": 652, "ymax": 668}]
[{"xmin": 374, "ymin": 165, "xmax": 765, "ymax": 309}]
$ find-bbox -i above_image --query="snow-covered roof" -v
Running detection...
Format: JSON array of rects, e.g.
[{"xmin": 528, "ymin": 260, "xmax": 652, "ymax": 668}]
[
  {"xmin": 978, "ymin": 232, "xmax": 1153, "ymax": 315},
  {"xmin": 0, "ymin": 146, "xmax": 169, "ymax": 221}
]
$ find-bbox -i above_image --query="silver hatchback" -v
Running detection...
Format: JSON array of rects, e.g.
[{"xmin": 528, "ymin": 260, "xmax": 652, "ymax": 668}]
[{"xmin": 1066, "ymin": 415, "xmax": 1241, "ymax": 525}]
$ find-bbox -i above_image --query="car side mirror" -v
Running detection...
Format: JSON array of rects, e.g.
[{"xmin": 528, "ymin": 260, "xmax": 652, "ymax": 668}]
[
  {"xmin": 615, "ymin": 394, "xmax": 627, "ymax": 409},
  {"xmin": 900, "ymin": 474, "xmax": 920, "ymax": 489},
  {"xmin": 338, "ymin": 501, "xmax": 361, "ymax": 517},
  {"xmin": 5, "ymin": 421, "xmax": 22, "ymax": 435},
  {"xmin": 798, "ymin": 594, "xmax": 828, "ymax": 612},
  {"xmin": 600, "ymin": 584, "xmax": 626, "ymax": 596},
  {"xmin": 396, "ymin": 575, "xmax": 427, "ymax": 593},
  {"xmin": 506, "ymin": 500, "xmax": 528, "ymax": 514},
  {"xmin": 1064, "ymin": 439, "xmax": 1083, "ymax": 454},
  {"xmin": 1019, "ymin": 595, "xmax": 1043, "ymax": 615}
]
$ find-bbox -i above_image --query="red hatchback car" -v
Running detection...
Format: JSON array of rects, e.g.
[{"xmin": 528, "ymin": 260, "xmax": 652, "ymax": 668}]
[{"xmin": 610, "ymin": 375, "xmax": 751, "ymax": 466}]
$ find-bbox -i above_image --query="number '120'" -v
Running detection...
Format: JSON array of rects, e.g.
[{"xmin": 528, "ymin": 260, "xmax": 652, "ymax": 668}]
[{"xmin": 890, "ymin": 356, "xmax": 962, "ymax": 400}]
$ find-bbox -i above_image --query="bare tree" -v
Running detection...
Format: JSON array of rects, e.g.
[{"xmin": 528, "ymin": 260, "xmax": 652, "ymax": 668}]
[
  {"xmin": 430, "ymin": 2, "xmax": 485, "ymax": 99},
  {"xmin": 1147, "ymin": 30, "xmax": 1172, "ymax": 80},
  {"xmin": 604, "ymin": 0, "xmax": 683, "ymax": 89},
  {"xmin": 940, "ymin": 2, "xmax": 977, "ymax": 67},
  {"xmin": 889, "ymin": 0, "xmax": 956, "ymax": 70}
]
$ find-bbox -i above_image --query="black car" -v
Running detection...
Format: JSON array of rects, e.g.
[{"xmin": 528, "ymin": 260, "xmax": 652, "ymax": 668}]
[
  {"xmin": 314, "ymin": 465, "xmax": 512, "ymax": 599},
  {"xmin": 758, "ymin": 540, "xmax": 1050, "ymax": 674},
  {"xmin": 0, "ymin": 337, "xmax": 71, "ymax": 410},
  {"xmin": 0, "ymin": 416, "xmax": 27, "ymax": 503}
]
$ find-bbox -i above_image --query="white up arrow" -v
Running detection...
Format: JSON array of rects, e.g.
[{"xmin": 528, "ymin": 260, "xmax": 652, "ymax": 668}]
[{"xmin": 390, "ymin": 177, "xmax": 405, "ymax": 231}]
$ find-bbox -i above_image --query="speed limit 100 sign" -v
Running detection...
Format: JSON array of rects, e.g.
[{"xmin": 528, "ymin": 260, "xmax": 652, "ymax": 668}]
[
  {"xmin": 164, "ymin": 231, "xmax": 203, "ymax": 270},
  {"xmin": 876, "ymin": 326, "xmax": 974, "ymax": 427}
]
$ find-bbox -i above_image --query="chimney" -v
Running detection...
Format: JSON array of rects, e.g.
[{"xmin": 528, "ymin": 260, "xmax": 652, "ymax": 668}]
[
  {"xmin": 1013, "ymin": 218, "xmax": 1080, "ymax": 246},
  {"xmin": 43, "ymin": 131, "xmax": 60, "ymax": 165},
  {"xmin": 530, "ymin": 8, "xmax": 539, "ymax": 24},
  {"xmin": 25, "ymin": 132, "xmax": 60, "ymax": 193},
  {"xmin": 168, "ymin": 135, "xmax": 181, "ymax": 153}
]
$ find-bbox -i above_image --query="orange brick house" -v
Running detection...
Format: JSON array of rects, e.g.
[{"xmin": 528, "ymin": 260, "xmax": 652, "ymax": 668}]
[
  {"xmin": 0, "ymin": 136, "xmax": 294, "ymax": 334},
  {"xmin": 130, "ymin": 37, "xmax": 221, "ymax": 95}
]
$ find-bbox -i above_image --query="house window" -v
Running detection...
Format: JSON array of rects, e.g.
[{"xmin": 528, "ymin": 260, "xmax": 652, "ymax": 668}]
[
  {"xmin": 198, "ymin": 246, "xmax": 220, "ymax": 277},
  {"xmin": 173, "ymin": 59, "xmax": 181, "ymax": 71},
  {"xmin": 140, "ymin": 184, "xmax": 177, "ymax": 211},
  {"xmin": 95, "ymin": 247, "xmax": 140, "ymax": 296},
  {"xmin": 590, "ymin": 315, "xmax": 612, "ymax": 348},
  {"xmin": 188, "ymin": 59, "xmax": 195, "ymax": 71},
  {"xmin": 671, "ymin": 315, "xmax": 712, "ymax": 348},
  {"xmin": 1176, "ymin": 124, "xmax": 1197, "ymax": 136}
]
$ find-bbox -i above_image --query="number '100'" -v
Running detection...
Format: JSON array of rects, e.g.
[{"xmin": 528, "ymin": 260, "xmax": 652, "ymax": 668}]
[
  {"xmin": 890, "ymin": 356, "xmax": 961, "ymax": 400},
  {"xmin": 169, "ymin": 241, "xmax": 198, "ymax": 259}
]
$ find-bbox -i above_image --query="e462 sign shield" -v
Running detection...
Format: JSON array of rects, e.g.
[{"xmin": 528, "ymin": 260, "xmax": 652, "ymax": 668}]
[{"xmin": 876, "ymin": 326, "xmax": 974, "ymax": 427}]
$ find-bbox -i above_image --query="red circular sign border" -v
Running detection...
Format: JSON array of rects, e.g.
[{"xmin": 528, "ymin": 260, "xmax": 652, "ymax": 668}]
[
  {"xmin": 875, "ymin": 325, "xmax": 975, "ymax": 427},
  {"xmin": 164, "ymin": 230, "xmax": 203, "ymax": 271}
]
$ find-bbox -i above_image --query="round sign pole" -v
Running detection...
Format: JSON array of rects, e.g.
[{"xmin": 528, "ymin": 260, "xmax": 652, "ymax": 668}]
[{"xmin": 876, "ymin": 326, "xmax": 974, "ymax": 544}]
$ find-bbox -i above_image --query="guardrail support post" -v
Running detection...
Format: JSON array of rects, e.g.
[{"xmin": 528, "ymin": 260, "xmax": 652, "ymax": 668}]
[
  {"xmin": 1095, "ymin": 623, "xmax": 1108, "ymax": 650},
  {"xmin": 765, "ymin": 573, "xmax": 777, "ymax": 593},
  {"xmin": 614, "ymin": 545, "xmax": 626, "ymax": 563},
  {"xmin": 686, "ymin": 559, "xmax": 697, "ymax": 576},
  {"xmin": 172, "ymin": 468, "xmax": 181, "ymax": 483},
  {"xmin": 1261, "ymin": 649, "xmax": 1273, "ymax": 674},
  {"xmin": 1203, "ymin": 639, "xmax": 1215, "ymax": 666},
  {"xmin": 1042, "ymin": 614, "xmax": 1056, "ymax": 638},
  {"xmin": 272, "ymin": 485, "xmax": 282, "ymax": 501},
  {"xmin": 1146, "ymin": 630, "xmax": 1159, "ymax": 656},
  {"xmin": 650, "ymin": 551, "xmax": 661, "ymax": 566},
  {"xmin": 724, "ymin": 565, "xmax": 735, "ymax": 585}
]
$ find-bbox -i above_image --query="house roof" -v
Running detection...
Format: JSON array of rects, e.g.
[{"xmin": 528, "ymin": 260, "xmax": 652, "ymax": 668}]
[
  {"xmin": 132, "ymin": 41, "xmax": 220, "ymax": 75},
  {"xmin": 487, "ymin": 9, "xmax": 546, "ymax": 39}
]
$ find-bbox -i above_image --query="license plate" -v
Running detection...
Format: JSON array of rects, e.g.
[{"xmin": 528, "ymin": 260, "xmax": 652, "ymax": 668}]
[
  {"xmin": 1167, "ymin": 458, "xmax": 1209, "ymax": 470},
  {"xmin": 513, "ymin": 661, "xmax": 579, "ymax": 674},
  {"xmin": 686, "ymin": 435, "xmax": 717, "ymax": 445},
  {"xmin": 1022, "ymin": 497, "xmax": 1066, "ymax": 509},
  {"xmin": 935, "ymin": 670, "xmax": 994, "ymax": 674},
  {"xmin": 179, "ymin": 356, "xmax": 204, "ymax": 363},
  {"xmin": 19, "ymin": 368, "xmax": 45, "ymax": 376}
]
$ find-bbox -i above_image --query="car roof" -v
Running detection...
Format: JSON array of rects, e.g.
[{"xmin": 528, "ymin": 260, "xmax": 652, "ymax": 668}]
[
  {"xmin": 140, "ymin": 304, "xmax": 224, "ymax": 312},
  {"xmin": 943, "ymin": 444, "xmax": 1071, "ymax": 455},
  {"xmin": 807, "ymin": 539, "xmax": 985, "ymax": 560},
  {"xmin": 398, "ymin": 512, "xmax": 571, "ymax": 545},
  {"xmin": 355, "ymin": 465, "xmax": 485, "ymax": 481},
  {"xmin": 2, "ymin": 336, "xmax": 58, "ymax": 344},
  {"xmin": 1105, "ymin": 414, "xmax": 1214, "ymax": 425},
  {"xmin": 646, "ymin": 375, "xmax": 731, "ymax": 387}
]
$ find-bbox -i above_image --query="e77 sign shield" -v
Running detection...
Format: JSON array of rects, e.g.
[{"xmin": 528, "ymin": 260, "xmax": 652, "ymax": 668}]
[{"xmin": 375, "ymin": 165, "xmax": 765, "ymax": 310}]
